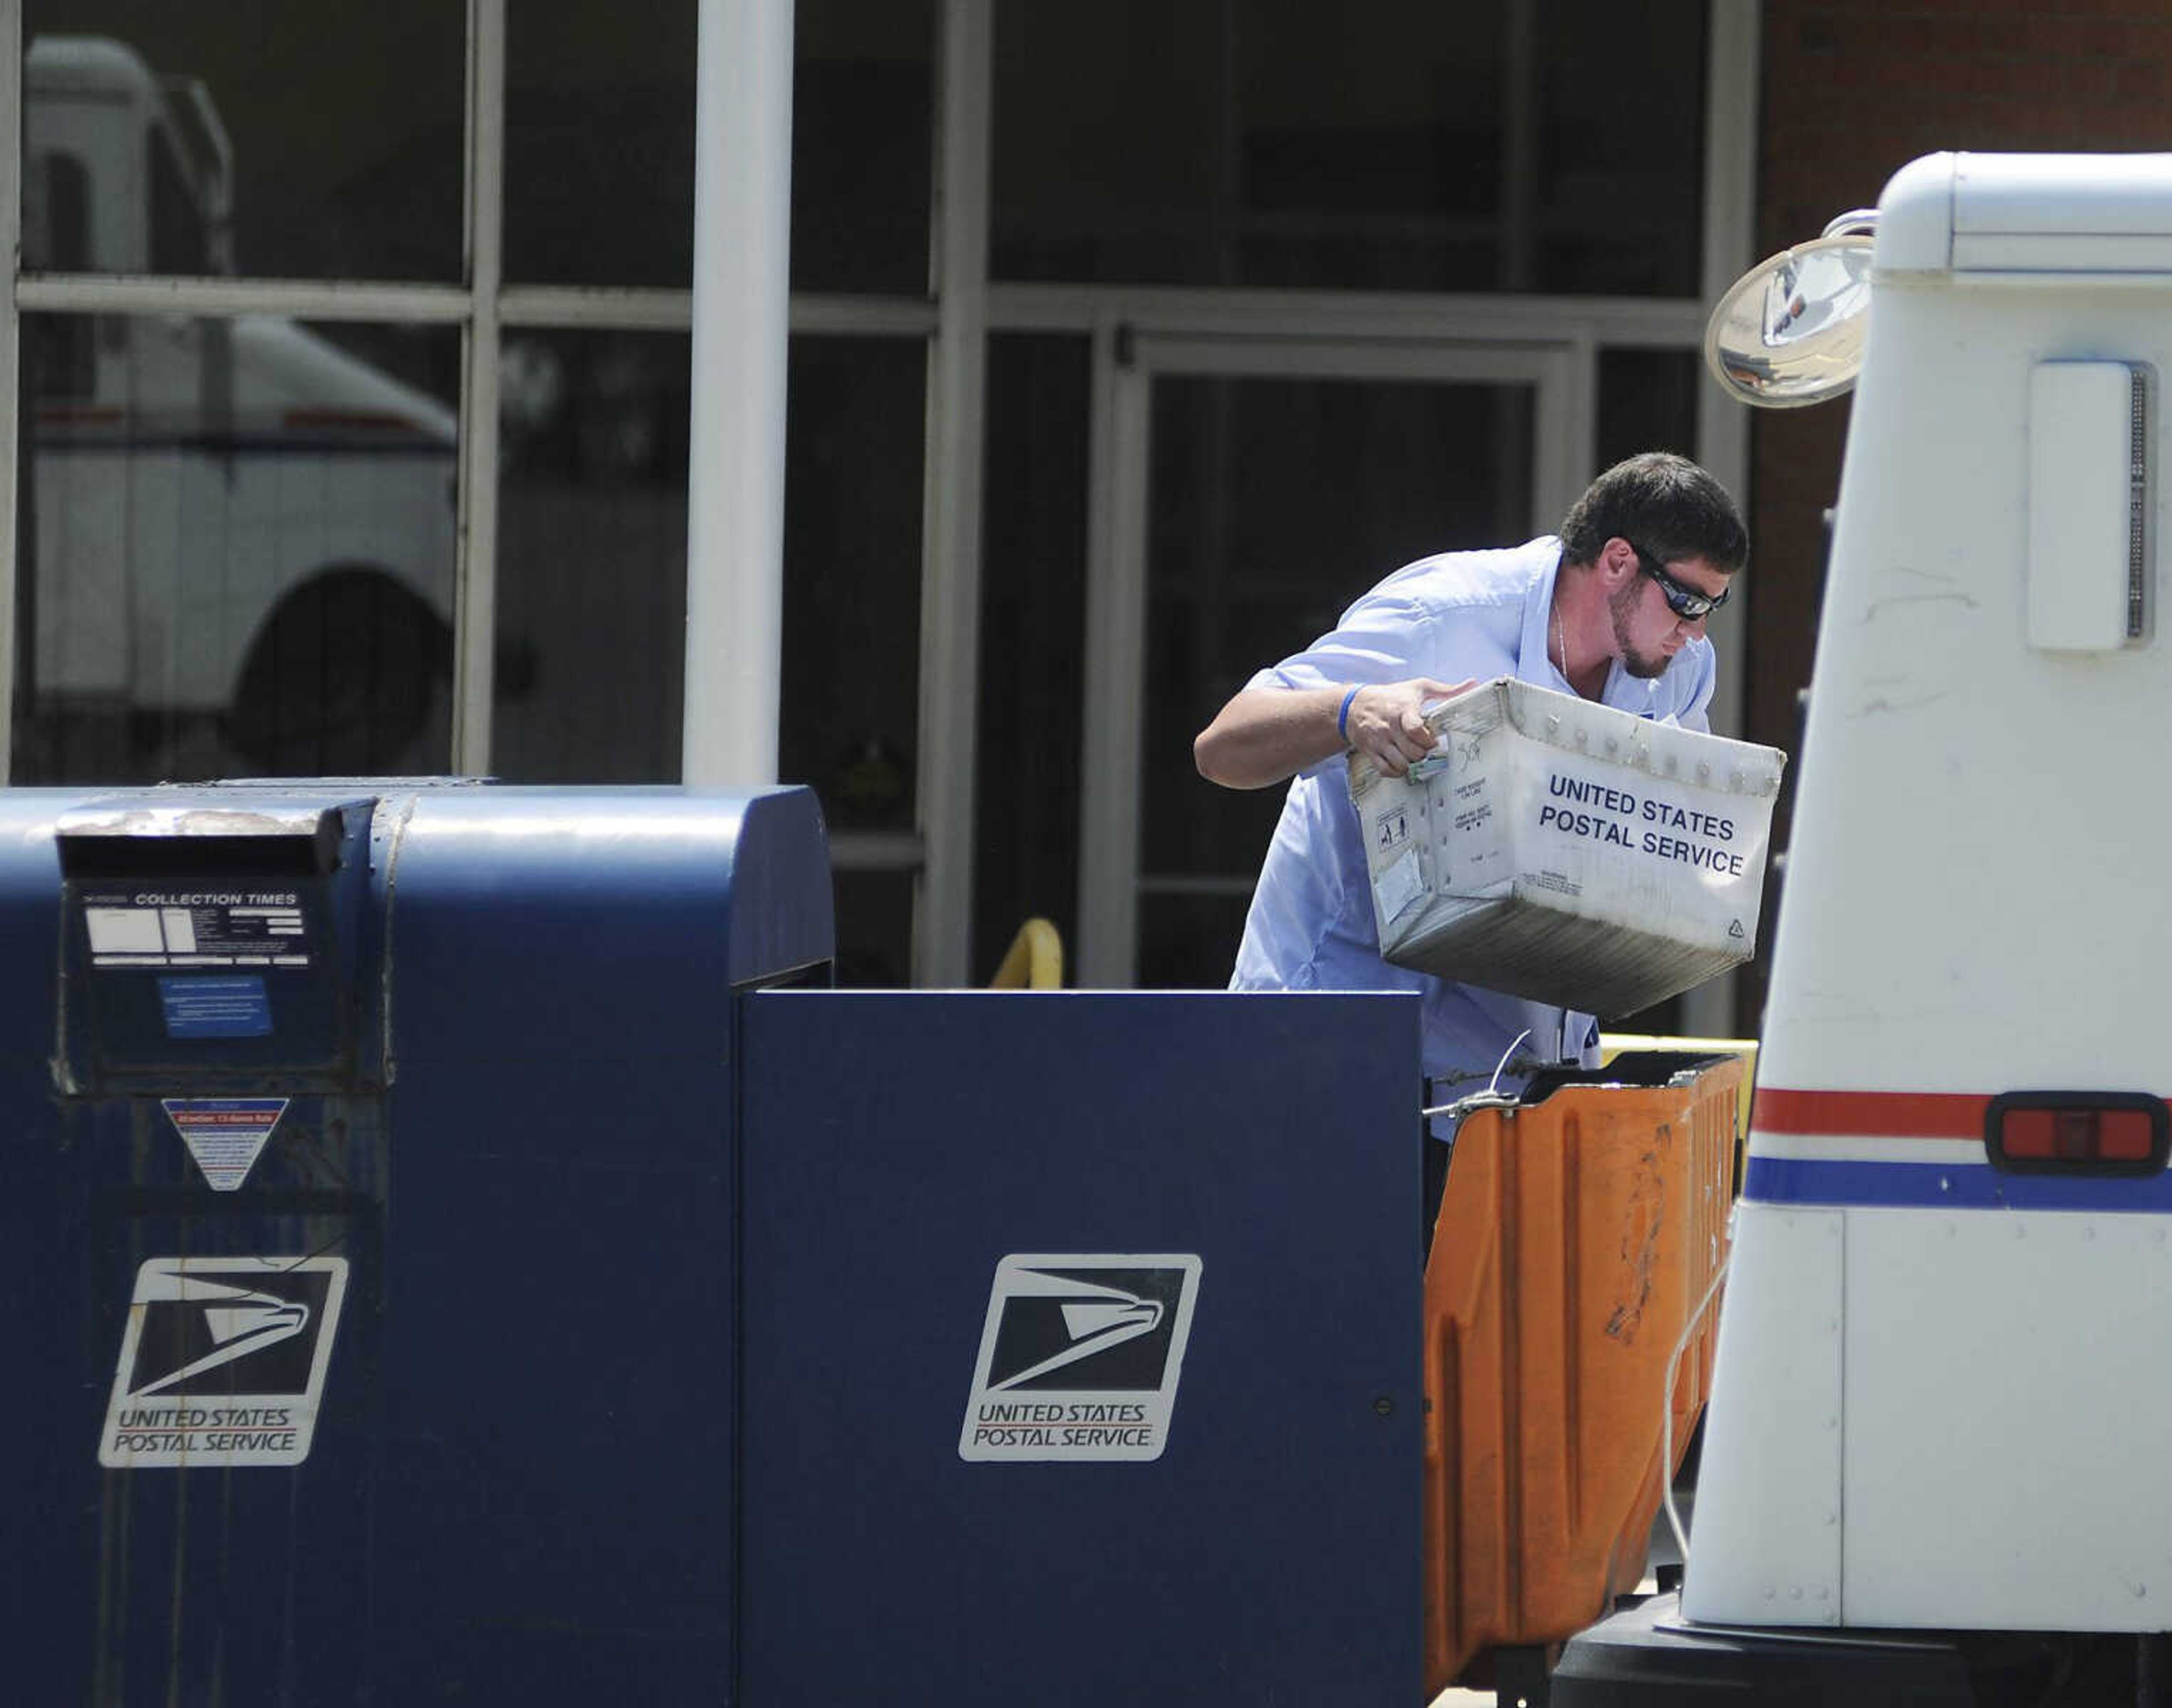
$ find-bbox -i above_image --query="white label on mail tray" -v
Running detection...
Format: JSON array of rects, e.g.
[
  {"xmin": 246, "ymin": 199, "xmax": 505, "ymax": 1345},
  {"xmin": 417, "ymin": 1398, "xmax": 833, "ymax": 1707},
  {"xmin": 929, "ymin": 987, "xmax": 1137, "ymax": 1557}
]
[{"xmin": 1376, "ymin": 847, "xmax": 1427, "ymax": 922}]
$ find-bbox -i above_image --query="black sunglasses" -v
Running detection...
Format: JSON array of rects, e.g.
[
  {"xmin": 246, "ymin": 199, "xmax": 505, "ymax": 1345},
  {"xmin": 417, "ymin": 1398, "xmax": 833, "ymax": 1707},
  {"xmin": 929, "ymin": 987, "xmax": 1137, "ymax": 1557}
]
[{"xmin": 1626, "ymin": 540, "xmax": 1730, "ymax": 620}]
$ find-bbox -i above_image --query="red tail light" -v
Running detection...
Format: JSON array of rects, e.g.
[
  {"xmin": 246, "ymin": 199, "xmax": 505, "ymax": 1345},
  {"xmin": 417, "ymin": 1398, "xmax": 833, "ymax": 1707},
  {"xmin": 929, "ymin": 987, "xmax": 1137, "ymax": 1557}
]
[{"xmin": 1986, "ymin": 1093, "xmax": 2167, "ymax": 1175}]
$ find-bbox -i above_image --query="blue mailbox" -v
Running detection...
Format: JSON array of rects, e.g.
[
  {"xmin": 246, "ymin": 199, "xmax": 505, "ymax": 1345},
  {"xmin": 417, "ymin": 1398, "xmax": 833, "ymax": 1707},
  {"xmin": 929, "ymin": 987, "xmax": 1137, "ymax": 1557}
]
[
  {"xmin": 1, "ymin": 782, "xmax": 830, "ymax": 1702},
  {"xmin": 0, "ymin": 779, "xmax": 1420, "ymax": 1706}
]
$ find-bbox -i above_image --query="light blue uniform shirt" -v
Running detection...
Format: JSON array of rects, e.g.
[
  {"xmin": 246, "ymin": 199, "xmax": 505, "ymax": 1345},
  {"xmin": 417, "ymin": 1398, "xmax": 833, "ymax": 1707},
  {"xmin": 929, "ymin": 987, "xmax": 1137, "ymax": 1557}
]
[{"xmin": 1230, "ymin": 536, "xmax": 1717, "ymax": 1101}]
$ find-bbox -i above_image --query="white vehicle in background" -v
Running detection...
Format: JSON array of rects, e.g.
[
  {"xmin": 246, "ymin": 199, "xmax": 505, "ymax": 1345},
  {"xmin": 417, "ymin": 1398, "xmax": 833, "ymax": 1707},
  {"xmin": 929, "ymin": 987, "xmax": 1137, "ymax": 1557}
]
[{"xmin": 19, "ymin": 36, "xmax": 458, "ymax": 775}]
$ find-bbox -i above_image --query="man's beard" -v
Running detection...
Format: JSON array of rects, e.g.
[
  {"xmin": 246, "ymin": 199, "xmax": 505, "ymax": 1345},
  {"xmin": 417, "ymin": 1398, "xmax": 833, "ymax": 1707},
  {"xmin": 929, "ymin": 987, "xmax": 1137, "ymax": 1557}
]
[{"xmin": 1609, "ymin": 580, "xmax": 1673, "ymax": 680}]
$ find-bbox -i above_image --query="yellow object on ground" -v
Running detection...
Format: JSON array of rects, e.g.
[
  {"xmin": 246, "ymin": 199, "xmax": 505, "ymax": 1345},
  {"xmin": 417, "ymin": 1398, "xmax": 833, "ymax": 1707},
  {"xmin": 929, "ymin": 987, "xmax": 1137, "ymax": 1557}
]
[
  {"xmin": 1423, "ymin": 1051, "xmax": 1742, "ymax": 1696},
  {"xmin": 986, "ymin": 917, "xmax": 1064, "ymax": 989}
]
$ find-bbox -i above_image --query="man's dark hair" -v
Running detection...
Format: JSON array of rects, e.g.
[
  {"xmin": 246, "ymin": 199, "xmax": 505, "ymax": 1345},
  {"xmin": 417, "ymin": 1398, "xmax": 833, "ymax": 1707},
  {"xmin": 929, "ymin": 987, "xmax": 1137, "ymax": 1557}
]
[{"xmin": 1558, "ymin": 452, "xmax": 1748, "ymax": 575}]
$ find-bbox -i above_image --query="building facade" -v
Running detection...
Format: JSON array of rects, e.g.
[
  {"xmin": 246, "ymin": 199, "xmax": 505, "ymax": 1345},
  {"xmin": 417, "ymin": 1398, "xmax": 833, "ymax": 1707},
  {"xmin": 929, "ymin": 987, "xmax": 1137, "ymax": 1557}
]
[{"xmin": 3, "ymin": 1, "xmax": 2147, "ymax": 1028}]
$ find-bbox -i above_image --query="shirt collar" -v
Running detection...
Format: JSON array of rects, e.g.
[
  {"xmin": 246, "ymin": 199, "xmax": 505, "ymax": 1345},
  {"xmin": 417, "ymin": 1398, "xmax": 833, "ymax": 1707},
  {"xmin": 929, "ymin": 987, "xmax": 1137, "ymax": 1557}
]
[{"xmin": 1521, "ymin": 542, "xmax": 1572, "ymax": 692}]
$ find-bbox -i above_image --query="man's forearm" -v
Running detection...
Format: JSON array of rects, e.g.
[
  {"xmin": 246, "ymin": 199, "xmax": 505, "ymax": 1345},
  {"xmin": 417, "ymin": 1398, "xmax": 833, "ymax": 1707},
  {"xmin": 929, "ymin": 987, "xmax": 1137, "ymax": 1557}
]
[
  {"xmin": 1195, "ymin": 676, "xmax": 1477, "ymax": 790},
  {"xmin": 1193, "ymin": 686, "xmax": 1351, "ymax": 790}
]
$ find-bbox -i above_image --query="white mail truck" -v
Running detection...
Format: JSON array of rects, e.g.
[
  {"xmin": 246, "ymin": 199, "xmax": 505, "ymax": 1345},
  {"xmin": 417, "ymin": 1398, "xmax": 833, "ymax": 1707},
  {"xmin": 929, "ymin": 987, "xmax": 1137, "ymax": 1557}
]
[
  {"xmin": 19, "ymin": 37, "xmax": 458, "ymax": 777},
  {"xmin": 1557, "ymin": 150, "xmax": 2172, "ymax": 1706}
]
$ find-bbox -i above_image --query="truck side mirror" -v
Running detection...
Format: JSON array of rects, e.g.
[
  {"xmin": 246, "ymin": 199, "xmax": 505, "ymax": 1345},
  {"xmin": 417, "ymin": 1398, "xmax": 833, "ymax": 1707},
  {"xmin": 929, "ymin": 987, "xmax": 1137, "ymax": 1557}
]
[{"xmin": 1704, "ymin": 214, "xmax": 1877, "ymax": 409}]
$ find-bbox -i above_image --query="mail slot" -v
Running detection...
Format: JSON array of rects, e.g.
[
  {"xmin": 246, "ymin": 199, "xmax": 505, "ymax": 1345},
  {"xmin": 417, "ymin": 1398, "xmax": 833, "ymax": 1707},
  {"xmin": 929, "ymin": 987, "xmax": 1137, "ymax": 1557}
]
[{"xmin": 56, "ymin": 795, "xmax": 380, "ymax": 1093}]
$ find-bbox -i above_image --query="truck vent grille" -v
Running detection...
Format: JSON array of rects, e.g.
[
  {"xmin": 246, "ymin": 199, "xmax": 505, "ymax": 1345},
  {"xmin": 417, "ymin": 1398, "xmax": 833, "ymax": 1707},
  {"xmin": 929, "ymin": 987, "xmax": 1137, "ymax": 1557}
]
[{"xmin": 2131, "ymin": 365, "xmax": 2152, "ymax": 640}]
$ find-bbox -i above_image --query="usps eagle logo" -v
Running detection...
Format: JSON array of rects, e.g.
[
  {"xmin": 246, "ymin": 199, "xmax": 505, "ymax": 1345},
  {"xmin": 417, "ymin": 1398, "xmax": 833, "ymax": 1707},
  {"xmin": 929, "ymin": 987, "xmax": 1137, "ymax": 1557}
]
[
  {"xmin": 960, "ymin": 1254, "xmax": 1201, "ymax": 1463},
  {"xmin": 100, "ymin": 1256, "xmax": 350, "ymax": 1469}
]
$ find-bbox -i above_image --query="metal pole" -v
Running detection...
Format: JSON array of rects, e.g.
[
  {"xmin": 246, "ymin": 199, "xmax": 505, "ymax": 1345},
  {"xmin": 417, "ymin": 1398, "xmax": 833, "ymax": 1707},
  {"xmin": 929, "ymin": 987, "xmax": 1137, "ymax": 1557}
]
[
  {"xmin": 453, "ymin": 0, "xmax": 505, "ymax": 775},
  {"xmin": 912, "ymin": 0, "xmax": 992, "ymax": 984},
  {"xmin": 0, "ymin": 0, "xmax": 23, "ymax": 783},
  {"xmin": 1695, "ymin": 0, "xmax": 1761, "ymax": 746},
  {"xmin": 1681, "ymin": 0, "xmax": 1761, "ymax": 1043},
  {"xmin": 683, "ymin": 0, "xmax": 795, "ymax": 787}
]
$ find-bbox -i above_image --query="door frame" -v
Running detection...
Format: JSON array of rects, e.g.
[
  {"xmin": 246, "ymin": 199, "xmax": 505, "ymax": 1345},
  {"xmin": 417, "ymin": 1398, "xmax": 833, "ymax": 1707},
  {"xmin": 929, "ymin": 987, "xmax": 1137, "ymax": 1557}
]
[{"xmin": 1076, "ymin": 328, "xmax": 1587, "ymax": 987}]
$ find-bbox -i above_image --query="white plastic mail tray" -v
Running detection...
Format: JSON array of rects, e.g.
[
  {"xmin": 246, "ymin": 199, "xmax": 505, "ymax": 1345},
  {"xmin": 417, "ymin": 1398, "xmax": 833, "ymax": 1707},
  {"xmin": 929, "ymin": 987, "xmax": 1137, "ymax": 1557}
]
[{"xmin": 1346, "ymin": 678, "xmax": 1787, "ymax": 1018}]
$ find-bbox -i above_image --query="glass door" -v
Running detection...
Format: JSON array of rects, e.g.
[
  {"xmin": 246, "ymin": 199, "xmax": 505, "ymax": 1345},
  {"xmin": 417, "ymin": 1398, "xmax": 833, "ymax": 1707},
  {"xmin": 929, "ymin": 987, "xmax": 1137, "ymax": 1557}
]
[{"xmin": 1079, "ymin": 334, "xmax": 1580, "ymax": 987}]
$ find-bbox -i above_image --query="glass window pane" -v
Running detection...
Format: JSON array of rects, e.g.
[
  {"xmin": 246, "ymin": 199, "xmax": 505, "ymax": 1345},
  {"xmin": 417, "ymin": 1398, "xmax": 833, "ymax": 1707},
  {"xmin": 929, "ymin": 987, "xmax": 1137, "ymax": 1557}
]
[
  {"xmin": 834, "ymin": 868, "xmax": 913, "ymax": 987},
  {"xmin": 793, "ymin": 0, "xmax": 933, "ymax": 294},
  {"xmin": 503, "ymin": 0, "xmax": 932, "ymax": 292},
  {"xmin": 491, "ymin": 330, "xmax": 692, "ymax": 784},
  {"xmin": 1137, "ymin": 891, "xmax": 1255, "ymax": 991},
  {"xmin": 778, "ymin": 336, "xmax": 926, "ymax": 831},
  {"xmin": 24, "ymin": 8, "xmax": 464, "ymax": 281},
  {"xmin": 993, "ymin": 0, "xmax": 1705, "ymax": 295},
  {"xmin": 783, "ymin": 338, "xmax": 926, "ymax": 991},
  {"xmin": 490, "ymin": 331, "xmax": 921, "ymax": 992},
  {"xmin": 973, "ymin": 334, "xmax": 1089, "ymax": 980},
  {"xmin": 1596, "ymin": 347, "xmax": 1703, "ymax": 470},
  {"xmin": 1534, "ymin": 1, "xmax": 1706, "ymax": 295},
  {"xmin": 505, "ymin": 5, "xmax": 697, "ymax": 289},
  {"xmin": 1139, "ymin": 373, "xmax": 1535, "ymax": 988},
  {"xmin": 16, "ymin": 313, "xmax": 459, "ymax": 782}
]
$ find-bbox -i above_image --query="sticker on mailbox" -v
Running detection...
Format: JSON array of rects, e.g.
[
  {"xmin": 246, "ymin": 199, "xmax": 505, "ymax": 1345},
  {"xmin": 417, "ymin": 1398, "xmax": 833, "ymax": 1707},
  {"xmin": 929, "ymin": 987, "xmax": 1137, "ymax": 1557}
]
[
  {"xmin": 83, "ymin": 891, "xmax": 310, "ymax": 969},
  {"xmin": 959, "ymin": 1254, "xmax": 1201, "ymax": 1463},
  {"xmin": 162, "ymin": 1098, "xmax": 287, "ymax": 1192},
  {"xmin": 100, "ymin": 1256, "xmax": 348, "ymax": 1469},
  {"xmin": 158, "ymin": 975, "xmax": 272, "ymax": 1039}
]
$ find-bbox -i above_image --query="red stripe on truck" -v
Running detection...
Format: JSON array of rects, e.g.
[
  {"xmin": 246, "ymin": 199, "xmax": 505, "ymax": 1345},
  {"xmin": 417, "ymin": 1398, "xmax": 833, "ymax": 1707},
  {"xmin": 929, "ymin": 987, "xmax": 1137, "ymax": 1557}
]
[{"xmin": 1752, "ymin": 1088, "xmax": 1989, "ymax": 1138}]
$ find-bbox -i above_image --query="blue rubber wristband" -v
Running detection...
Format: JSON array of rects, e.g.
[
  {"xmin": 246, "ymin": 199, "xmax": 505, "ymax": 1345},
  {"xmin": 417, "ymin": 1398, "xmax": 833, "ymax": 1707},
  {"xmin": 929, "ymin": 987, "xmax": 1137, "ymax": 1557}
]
[{"xmin": 1336, "ymin": 684, "xmax": 1361, "ymax": 743}]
